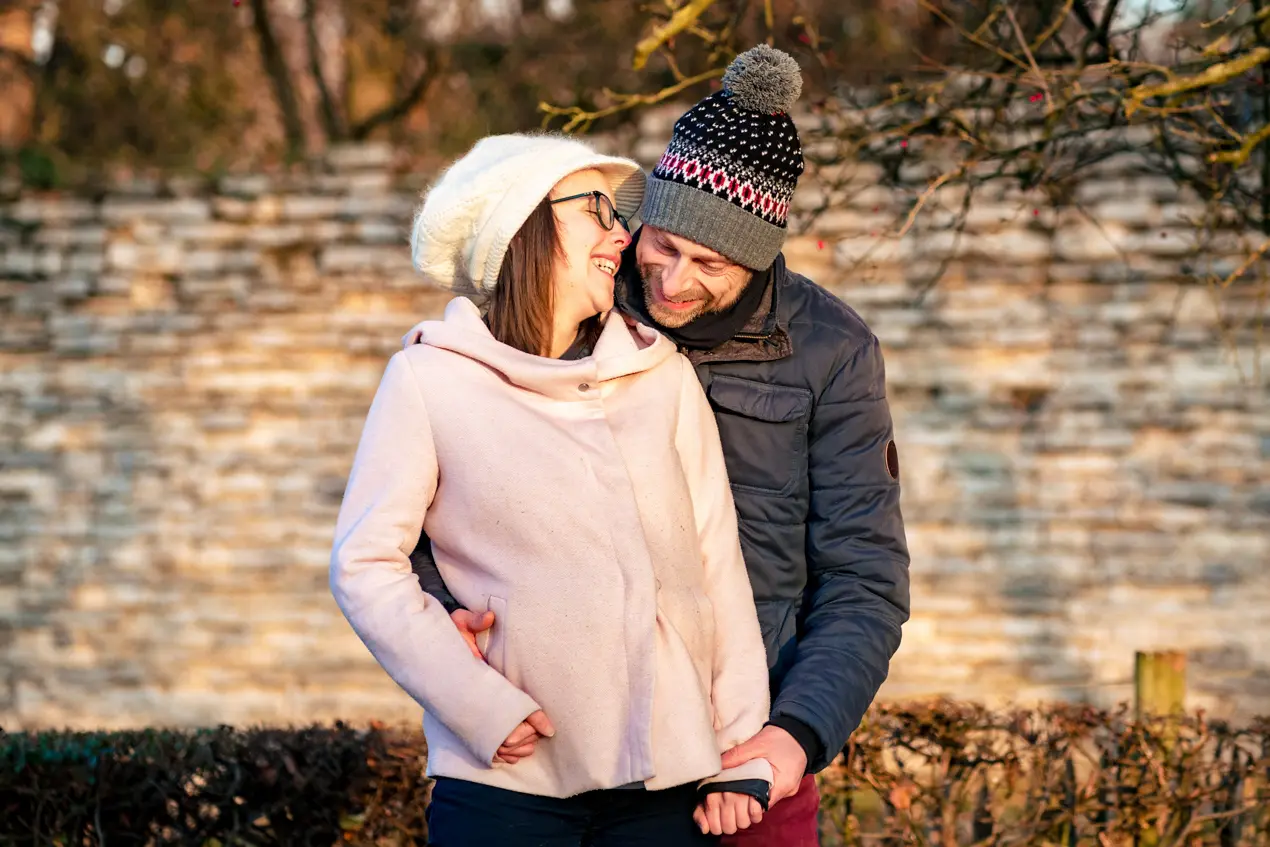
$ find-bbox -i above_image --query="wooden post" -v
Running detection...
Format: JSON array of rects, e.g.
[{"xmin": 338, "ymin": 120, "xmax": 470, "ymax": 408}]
[
  {"xmin": 1134, "ymin": 650, "xmax": 1187, "ymax": 720},
  {"xmin": 1133, "ymin": 651, "xmax": 1187, "ymax": 847}
]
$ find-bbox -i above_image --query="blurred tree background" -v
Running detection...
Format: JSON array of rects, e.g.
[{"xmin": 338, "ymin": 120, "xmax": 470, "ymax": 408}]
[
  {"xmin": 545, "ymin": 0, "xmax": 1270, "ymax": 243},
  {"xmin": 0, "ymin": 0, "xmax": 1066, "ymax": 181},
  {"xmin": 532, "ymin": 0, "xmax": 1268, "ymax": 370},
  {"xmin": 0, "ymin": 0, "xmax": 671, "ymax": 184},
  {"xmin": 2, "ymin": 0, "xmax": 1267, "ymax": 252}
]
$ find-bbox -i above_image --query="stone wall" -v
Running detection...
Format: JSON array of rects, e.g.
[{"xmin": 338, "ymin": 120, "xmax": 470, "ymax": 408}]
[{"xmin": 2, "ymin": 120, "xmax": 1268, "ymax": 731}]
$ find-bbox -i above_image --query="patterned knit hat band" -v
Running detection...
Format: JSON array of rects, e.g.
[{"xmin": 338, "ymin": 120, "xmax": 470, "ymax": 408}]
[
  {"xmin": 640, "ymin": 44, "xmax": 806, "ymax": 270},
  {"xmin": 654, "ymin": 114, "xmax": 798, "ymax": 227}
]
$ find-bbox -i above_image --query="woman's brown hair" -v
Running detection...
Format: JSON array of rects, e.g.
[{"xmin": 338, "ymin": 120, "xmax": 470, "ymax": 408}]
[{"xmin": 486, "ymin": 198, "xmax": 602, "ymax": 357}]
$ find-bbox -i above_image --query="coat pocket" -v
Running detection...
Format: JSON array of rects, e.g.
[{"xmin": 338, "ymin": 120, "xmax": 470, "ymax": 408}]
[
  {"xmin": 692, "ymin": 589, "xmax": 717, "ymax": 698},
  {"xmin": 660, "ymin": 586, "xmax": 717, "ymax": 700},
  {"xmin": 477, "ymin": 595, "xmax": 510, "ymax": 677},
  {"xmin": 707, "ymin": 376, "xmax": 813, "ymax": 496}
]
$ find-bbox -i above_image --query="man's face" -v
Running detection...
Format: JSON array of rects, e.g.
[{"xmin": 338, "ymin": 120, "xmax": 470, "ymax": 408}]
[{"xmin": 634, "ymin": 225, "xmax": 753, "ymax": 328}]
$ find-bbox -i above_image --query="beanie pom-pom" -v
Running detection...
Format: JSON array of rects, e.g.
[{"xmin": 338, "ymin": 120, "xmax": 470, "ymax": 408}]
[{"xmin": 722, "ymin": 44, "xmax": 802, "ymax": 114}]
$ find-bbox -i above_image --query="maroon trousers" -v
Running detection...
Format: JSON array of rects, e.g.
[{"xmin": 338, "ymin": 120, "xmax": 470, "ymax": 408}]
[{"xmin": 719, "ymin": 775, "xmax": 819, "ymax": 847}]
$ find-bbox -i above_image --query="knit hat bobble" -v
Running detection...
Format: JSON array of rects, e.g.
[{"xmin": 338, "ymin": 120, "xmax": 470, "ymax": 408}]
[{"xmin": 640, "ymin": 44, "xmax": 806, "ymax": 270}]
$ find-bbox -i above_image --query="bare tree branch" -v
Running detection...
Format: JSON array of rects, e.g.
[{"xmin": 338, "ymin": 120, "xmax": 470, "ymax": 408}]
[
  {"xmin": 540, "ymin": 67, "xmax": 724, "ymax": 134},
  {"xmin": 633, "ymin": 0, "xmax": 719, "ymax": 70},
  {"xmin": 1030, "ymin": 0, "xmax": 1076, "ymax": 55},
  {"xmin": 1071, "ymin": 0, "xmax": 1116, "ymax": 60},
  {"xmin": 1126, "ymin": 47, "xmax": 1270, "ymax": 116},
  {"xmin": 1005, "ymin": 5, "xmax": 1053, "ymax": 108},
  {"xmin": 304, "ymin": 0, "xmax": 345, "ymax": 142},
  {"xmin": 1094, "ymin": 0, "xmax": 1123, "ymax": 60},
  {"xmin": 349, "ymin": 44, "xmax": 446, "ymax": 140},
  {"xmin": 249, "ymin": 0, "xmax": 306, "ymax": 157},
  {"xmin": 0, "ymin": 44, "xmax": 37, "ymax": 73}
]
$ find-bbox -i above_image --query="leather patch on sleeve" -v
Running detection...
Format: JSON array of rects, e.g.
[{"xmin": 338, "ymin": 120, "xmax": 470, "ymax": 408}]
[{"xmin": 884, "ymin": 439, "xmax": 900, "ymax": 480}]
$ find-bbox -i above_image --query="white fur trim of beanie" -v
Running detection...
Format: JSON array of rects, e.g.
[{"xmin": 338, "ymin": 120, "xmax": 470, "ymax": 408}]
[{"xmin": 409, "ymin": 133, "xmax": 646, "ymax": 296}]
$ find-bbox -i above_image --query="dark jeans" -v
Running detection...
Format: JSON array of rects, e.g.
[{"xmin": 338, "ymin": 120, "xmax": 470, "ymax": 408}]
[{"xmin": 426, "ymin": 776, "xmax": 717, "ymax": 847}]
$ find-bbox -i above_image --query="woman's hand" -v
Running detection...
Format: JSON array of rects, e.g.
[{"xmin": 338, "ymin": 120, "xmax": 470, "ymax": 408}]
[
  {"xmin": 693, "ymin": 791, "xmax": 764, "ymax": 836},
  {"xmin": 450, "ymin": 609, "xmax": 494, "ymax": 661},
  {"xmin": 493, "ymin": 710, "xmax": 556, "ymax": 764},
  {"xmin": 451, "ymin": 609, "xmax": 553, "ymax": 765}
]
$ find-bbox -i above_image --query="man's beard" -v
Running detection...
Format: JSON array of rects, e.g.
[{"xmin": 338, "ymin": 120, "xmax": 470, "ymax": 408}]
[{"xmin": 638, "ymin": 264, "xmax": 718, "ymax": 329}]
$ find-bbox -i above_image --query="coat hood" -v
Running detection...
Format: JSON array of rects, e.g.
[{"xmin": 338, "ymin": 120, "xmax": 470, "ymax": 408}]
[{"xmin": 400, "ymin": 297, "xmax": 677, "ymax": 402}]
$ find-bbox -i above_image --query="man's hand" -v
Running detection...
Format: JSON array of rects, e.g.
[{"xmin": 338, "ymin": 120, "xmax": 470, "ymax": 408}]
[
  {"xmin": 494, "ymin": 710, "xmax": 556, "ymax": 764},
  {"xmin": 720, "ymin": 725, "xmax": 808, "ymax": 808},
  {"xmin": 693, "ymin": 792, "xmax": 764, "ymax": 836},
  {"xmin": 450, "ymin": 609, "xmax": 494, "ymax": 662}
]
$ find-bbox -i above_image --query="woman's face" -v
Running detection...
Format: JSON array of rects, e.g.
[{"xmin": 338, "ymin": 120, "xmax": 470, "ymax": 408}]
[{"xmin": 548, "ymin": 169, "xmax": 632, "ymax": 325}]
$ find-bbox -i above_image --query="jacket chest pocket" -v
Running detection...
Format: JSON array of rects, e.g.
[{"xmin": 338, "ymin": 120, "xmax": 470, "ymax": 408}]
[{"xmin": 706, "ymin": 375, "xmax": 813, "ymax": 497}]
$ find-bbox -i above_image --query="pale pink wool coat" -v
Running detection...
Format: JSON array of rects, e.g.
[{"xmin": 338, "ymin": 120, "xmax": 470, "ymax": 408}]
[{"xmin": 330, "ymin": 297, "xmax": 772, "ymax": 798}]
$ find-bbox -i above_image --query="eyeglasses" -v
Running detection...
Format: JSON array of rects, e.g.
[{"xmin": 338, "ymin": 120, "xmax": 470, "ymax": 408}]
[{"xmin": 549, "ymin": 190, "xmax": 629, "ymax": 232}]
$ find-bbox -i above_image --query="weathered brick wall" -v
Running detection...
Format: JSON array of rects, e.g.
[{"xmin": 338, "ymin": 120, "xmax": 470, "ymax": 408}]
[{"xmin": 2, "ymin": 123, "xmax": 1267, "ymax": 731}]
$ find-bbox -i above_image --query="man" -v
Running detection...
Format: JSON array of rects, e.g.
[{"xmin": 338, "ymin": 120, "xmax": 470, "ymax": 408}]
[{"xmin": 410, "ymin": 44, "xmax": 910, "ymax": 846}]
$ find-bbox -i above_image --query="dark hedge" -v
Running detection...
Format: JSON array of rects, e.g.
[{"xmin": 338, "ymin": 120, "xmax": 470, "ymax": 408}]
[{"xmin": 3, "ymin": 702, "xmax": 1267, "ymax": 846}]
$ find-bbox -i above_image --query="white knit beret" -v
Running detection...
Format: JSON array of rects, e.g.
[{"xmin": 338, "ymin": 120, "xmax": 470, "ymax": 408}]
[{"xmin": 410, "ymin": 133, "xmax": 646, "ymax": 296}]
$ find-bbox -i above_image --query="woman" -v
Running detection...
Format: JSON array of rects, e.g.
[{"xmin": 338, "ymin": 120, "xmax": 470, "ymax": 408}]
[{"xmin": 330, "ymin": 133, "xmax": 771, "ymax": 846}]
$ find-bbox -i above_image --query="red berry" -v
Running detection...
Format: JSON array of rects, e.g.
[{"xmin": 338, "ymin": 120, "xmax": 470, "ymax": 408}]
[{"xmin": 900, "ymin": 139, "xmax": 908, "ymax": 149}]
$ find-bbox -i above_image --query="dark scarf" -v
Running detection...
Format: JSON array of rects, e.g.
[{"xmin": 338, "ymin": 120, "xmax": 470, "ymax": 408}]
[{"xmin": 617, "ymin": 233, "xmax": 771, "ymax": 351}]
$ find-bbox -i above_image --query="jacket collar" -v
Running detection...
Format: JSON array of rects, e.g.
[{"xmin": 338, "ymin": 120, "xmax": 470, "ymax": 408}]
[
  {"xmin": 402, "ymin": 297, "xmax": 677, "ymax": 401},
  {"xmin": 682, "ymin": 253, "xmax": 794, "ymax": 367}
]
